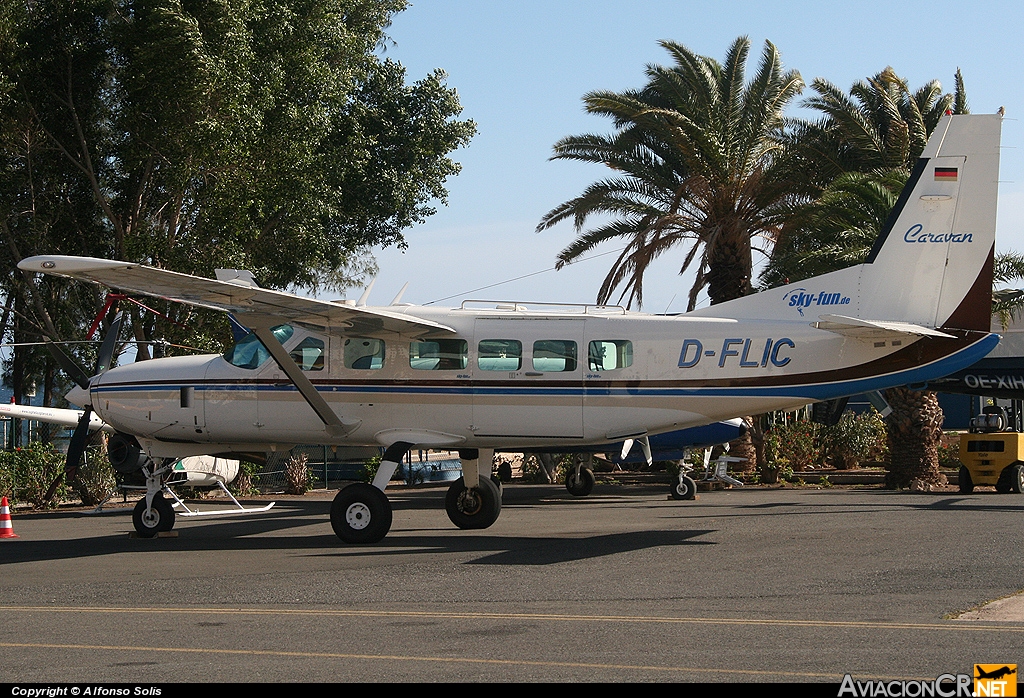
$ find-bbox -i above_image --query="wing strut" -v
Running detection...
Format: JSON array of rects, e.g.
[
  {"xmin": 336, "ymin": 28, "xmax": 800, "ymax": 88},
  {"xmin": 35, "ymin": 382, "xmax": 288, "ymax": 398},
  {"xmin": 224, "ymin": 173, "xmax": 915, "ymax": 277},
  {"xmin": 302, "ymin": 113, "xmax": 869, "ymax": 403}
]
[{"xmin": 251, "ymin": 325, "xmax": 359, "ymax": 438}]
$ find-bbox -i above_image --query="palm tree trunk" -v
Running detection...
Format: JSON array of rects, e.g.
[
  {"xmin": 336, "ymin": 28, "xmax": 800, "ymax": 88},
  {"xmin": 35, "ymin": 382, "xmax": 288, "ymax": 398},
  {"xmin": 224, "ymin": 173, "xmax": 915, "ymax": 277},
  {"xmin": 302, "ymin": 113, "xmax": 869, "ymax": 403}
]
[{"xmin": 883, "ymin": 388, "xmax": 946, "ymax": 489}]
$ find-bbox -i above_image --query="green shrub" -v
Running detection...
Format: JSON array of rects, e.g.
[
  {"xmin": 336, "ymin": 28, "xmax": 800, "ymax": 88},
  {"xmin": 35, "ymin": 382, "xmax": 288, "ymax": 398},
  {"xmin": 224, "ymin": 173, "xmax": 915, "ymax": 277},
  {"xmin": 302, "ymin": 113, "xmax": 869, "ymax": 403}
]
[
  {"xmin": 821, "ymin": 409, "xmax": 887, "ymax": 469},
  {"xmin": 764, "ymin": 419, "xmax": 821, "ymax": 473},
  {"xmin": 0, "ymin": 443, "xmax": 69, "ymax": 508},
  {"xmin": 75, "ymin": 447, "xmax": 117, "ymax": 506}
]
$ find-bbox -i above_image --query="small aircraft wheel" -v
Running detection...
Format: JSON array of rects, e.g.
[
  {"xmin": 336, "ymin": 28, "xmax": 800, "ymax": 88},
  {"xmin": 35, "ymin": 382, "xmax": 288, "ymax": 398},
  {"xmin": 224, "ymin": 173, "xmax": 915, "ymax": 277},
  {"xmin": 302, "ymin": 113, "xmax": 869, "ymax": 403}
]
[
  {"xmin": 670, "ymin": 475, "xmax": 697, "ymax": 501},
  {"xmin": 565, "ymin": 467, "xmax": 596, "ymax": 497},
  {"xmin": 491, "ymin": 475, "xmax": 504, "ymax": 497},
  {"xmin": 958, "ymin": 466, "xmax": 974, "ymax": 494},
  {"xmin": 445, "ymin": 476, "xmax": 501, "ymax": 530},
  {"xmin": 330, "ymin": 483, "xmax": 392, "ymax": 544},
  {"xmin": 132, "ymin": 494, "xmax": 175, "ymax": 537}
]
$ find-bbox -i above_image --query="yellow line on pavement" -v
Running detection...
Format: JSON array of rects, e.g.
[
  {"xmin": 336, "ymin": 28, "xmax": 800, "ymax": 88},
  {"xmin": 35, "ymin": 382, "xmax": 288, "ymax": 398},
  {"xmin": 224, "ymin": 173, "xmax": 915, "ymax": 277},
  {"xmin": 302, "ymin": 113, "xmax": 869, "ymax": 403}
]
[
  {"xmin": 1, "ymin": 605, "xmax": 1020, "ymax": 632},
  {"xmin": 0, "ymin": 641, "xmax": 840, "ymax": 679}
]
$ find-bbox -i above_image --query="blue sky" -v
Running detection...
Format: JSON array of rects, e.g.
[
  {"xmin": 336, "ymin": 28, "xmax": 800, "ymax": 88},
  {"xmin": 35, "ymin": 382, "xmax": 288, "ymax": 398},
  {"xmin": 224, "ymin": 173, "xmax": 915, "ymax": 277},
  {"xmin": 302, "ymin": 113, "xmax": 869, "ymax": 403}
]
[{"xmin": 366, "ymin": 0, "xmax": 1024, "ymax": 313}]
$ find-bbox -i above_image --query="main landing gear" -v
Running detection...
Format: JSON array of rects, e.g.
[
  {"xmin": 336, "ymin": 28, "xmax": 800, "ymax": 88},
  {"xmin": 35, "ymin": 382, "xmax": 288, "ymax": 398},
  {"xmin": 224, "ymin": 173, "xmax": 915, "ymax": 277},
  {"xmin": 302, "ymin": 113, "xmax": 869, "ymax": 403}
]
[{"xmin": 329, "ymin": 445, "xmax": 505, "ymax": 544}]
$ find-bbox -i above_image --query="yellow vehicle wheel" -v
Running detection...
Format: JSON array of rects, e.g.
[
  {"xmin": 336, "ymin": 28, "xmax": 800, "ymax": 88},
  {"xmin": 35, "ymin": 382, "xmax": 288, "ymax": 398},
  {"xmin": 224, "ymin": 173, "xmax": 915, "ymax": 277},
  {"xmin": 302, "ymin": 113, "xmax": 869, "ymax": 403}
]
[
  {"xmin": 996, "ymin": 463, "xmax": 1024, "ymax": 494},
  {"xmin": 958, "ymin": 466, "xmax": 974, "ymax": 494}
]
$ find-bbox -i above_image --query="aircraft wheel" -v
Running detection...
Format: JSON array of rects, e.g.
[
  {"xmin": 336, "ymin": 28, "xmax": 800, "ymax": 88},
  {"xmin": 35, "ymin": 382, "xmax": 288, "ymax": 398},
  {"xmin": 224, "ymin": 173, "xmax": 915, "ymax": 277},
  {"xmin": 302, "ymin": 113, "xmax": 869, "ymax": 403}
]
[
  {"xmin": 330, "ymin": 483, "xmax": 392, "ymax": 544},
  {"xmin": 132, "ymin": 494, "xmax": 175, "ymax": 537},
  {"xmin": 565, "ymin": 467, "xmax": 595, "ymax": 497},
  {"xmin": 670, "ymin": 475, "xmax": 697, "ymax": 501},
  {"xmin": 958, "ymin": 466, "xmax": 974, "ymax": 494},
  {"xmin": 491, "ymin": 475, "xmax": 504, "ymax": 497},
  {"xmin": 446, "ymin": 476, "xmax": 501, "ymax": 530}
]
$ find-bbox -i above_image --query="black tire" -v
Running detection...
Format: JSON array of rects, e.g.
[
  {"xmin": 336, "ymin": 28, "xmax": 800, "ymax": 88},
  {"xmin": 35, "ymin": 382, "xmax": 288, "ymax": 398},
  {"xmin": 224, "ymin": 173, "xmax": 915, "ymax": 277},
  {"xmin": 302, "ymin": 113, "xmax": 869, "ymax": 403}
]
[
  {"xmin": 565, "ymin": 467, "xmax": 596, "ymax": 497},
  {"xmin": 958, "ymin": 466, "xmax": 974, "ymax": 494},
  {"xmin": 445, "ymin": 476, "xmax": 502, "ymax": 530},
  {"xmin": 670, "ymin": 475, "xmax": 697, "ymax": 501},
  {"xmin": 330, "ymin": 483, "xmax": 392, "ymax": 544},
  {"xmin": 997, "ymin": 463, "xmax": 1024, "ymax": 494},
  {"xmin": 132, "ymin": 494, "xmax": 175, "ymax": 537},
  {"xmin": 491, "ymin": 475, "xmax": 504, "ymax": 497}
]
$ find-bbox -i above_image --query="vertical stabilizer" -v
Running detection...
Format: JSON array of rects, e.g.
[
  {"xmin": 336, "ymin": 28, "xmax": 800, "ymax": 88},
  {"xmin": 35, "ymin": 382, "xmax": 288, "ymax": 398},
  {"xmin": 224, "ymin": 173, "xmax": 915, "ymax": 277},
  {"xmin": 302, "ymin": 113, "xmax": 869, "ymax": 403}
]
[{"xmin": 859, "ymin": 114, "xmax": 1001, "ymax": 330}]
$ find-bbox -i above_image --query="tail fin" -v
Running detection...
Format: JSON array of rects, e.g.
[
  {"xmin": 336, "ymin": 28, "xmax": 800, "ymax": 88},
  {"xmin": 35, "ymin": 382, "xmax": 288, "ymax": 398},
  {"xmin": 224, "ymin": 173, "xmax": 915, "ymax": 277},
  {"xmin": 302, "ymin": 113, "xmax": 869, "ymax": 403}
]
[
  {"xmin": 860, "ymin": 114, "xmax": 1000, "ymax": 332},
  {"xmin": 692, "ymin": 113, "xmax": 1002, "ymax": 330}
]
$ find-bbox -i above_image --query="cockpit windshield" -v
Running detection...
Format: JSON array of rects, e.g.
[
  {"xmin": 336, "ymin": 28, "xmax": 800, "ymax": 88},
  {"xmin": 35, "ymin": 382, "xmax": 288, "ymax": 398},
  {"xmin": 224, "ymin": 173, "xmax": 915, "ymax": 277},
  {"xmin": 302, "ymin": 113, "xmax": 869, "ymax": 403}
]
[{"xmin": 223, "ymin": 324, "xmax": 294, "ymax": 369}]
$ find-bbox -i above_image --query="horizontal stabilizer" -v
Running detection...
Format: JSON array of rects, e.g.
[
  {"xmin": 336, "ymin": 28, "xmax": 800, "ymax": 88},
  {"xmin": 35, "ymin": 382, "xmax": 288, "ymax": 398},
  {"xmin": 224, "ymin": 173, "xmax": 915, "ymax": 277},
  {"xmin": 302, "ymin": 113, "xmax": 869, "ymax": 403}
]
[{"xmin": 812, "ymin": 314, "xmax": 956, "ymax": 341}]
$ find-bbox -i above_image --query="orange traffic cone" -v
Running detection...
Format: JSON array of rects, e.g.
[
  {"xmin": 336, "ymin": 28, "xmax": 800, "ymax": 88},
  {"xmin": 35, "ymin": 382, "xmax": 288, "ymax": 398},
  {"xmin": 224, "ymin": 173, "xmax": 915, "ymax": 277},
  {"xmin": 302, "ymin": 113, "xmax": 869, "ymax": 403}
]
[{"xmin": 0, "ymin": 496, "xmax": 18, "ymax": 538}]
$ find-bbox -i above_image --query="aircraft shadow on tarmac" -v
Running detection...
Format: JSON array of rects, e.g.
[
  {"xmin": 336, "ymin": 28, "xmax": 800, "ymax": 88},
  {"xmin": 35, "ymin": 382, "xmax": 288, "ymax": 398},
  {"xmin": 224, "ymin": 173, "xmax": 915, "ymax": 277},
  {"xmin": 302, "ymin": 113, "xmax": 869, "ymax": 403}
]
[{"xmin": 3, "ymin": 494, "xmax": 717, "ymax": 566}]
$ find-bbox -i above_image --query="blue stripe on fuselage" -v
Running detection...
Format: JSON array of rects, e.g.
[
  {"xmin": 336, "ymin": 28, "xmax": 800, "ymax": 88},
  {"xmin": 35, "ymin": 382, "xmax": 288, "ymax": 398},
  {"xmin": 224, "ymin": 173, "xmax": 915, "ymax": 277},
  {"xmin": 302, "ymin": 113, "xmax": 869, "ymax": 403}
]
[{"xmin": 91, "ymin": 334, "xmax": 997, "ymax": 402}]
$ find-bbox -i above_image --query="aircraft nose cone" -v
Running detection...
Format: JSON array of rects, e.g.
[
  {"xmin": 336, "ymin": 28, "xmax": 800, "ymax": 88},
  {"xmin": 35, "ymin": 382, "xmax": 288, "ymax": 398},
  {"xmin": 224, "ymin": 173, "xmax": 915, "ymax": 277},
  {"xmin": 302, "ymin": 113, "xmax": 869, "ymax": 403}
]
[{"xmin": 65, "ymin": 384, "xmax": 90, "ymax": 408}]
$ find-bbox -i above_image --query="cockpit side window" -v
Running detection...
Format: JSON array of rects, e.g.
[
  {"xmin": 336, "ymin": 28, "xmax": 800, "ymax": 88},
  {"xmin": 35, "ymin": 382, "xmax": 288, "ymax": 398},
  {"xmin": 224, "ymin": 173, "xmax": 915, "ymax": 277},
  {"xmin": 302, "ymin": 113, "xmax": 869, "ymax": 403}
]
[
  {"xmin": 224, "ymin": 324, "xmax": 294, "ymax": 370},
  {"xmin": 289, "ymin": 337, "xmax": 326, "ymax": 371}
]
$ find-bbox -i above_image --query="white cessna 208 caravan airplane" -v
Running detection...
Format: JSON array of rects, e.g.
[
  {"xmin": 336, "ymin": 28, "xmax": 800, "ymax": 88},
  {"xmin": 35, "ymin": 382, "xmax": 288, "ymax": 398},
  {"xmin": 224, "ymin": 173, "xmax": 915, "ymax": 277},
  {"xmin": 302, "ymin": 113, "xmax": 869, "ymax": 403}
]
[{"xmin": 18, "ymin": 114, "xmax": 1003, "ymax": 543}]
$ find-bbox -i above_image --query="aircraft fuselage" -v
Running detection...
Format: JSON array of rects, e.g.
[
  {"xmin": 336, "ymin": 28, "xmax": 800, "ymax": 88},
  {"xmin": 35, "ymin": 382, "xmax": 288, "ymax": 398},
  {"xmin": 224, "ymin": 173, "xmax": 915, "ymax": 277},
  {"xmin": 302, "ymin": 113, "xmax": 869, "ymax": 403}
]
[{"xmin": 86, "ymin": 302, "xmax": 994, "ymax": 459}]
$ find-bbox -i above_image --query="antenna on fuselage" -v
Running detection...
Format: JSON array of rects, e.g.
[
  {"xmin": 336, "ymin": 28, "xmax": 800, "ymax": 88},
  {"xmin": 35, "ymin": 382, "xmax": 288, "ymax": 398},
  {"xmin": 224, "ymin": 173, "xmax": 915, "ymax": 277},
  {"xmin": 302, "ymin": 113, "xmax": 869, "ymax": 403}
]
[
  {"xmin": 390, "ymin": 282, "xmax": 410, "ymax": 306},
  {"xmin": 356, "ymin": 277, "xmax": 377, "ymax": 307}
]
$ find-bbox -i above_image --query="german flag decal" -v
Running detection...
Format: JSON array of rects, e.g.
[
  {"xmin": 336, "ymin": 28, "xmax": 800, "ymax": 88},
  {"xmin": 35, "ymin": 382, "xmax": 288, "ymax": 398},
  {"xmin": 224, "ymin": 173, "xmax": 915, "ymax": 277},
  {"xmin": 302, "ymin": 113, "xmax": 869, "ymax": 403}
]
[{"xmin": 935, "ymin": 167, "xmax": 959, "ymax": 181}]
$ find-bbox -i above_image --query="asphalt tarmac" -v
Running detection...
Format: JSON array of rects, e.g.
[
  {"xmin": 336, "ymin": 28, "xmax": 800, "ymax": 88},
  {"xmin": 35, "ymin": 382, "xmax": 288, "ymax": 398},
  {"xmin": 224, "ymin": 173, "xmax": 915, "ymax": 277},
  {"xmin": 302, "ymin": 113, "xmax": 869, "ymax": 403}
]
[{"xmin": 1, "ymin": 483, "xmax": 1021, "ymax": 683}]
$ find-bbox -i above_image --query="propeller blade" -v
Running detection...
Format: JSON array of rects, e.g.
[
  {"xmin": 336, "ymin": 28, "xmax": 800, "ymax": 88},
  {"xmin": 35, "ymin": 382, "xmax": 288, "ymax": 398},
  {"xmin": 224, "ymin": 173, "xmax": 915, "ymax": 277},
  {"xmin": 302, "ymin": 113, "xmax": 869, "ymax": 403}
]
[
  {"xmin": 64, "ymin": 406, "xmax": 93, "ymax": 482},
  {"xmin": 43, "ymin": 339, "xmax": 91, "ymax": 390},
  {"xmin": 40, "ymin": 406, "xmax": 93, "ymax": 505},
  {"xmin": 95, "ymin": 311, "xmax": 123, "ymax": 374},
  {"xmin": 620, "ymin": 439, "xmax": 634, "ymax": 460}
]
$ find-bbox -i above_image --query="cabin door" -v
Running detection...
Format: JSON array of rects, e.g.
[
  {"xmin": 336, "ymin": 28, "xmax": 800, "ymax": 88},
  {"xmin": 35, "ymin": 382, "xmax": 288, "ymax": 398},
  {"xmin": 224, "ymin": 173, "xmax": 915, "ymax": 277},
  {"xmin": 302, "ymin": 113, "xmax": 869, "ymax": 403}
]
[{"xmin": 471, "ymin": 318, "xmax": 584, "ymax": 439}]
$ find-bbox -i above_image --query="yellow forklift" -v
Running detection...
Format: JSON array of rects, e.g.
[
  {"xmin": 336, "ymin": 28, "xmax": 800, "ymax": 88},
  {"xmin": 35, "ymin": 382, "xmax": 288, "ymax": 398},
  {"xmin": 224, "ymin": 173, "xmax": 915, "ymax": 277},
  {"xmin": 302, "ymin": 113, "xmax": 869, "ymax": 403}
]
[{"xmin": 958, "ymin": 405, "xmax": 1024, "ymax": 494}]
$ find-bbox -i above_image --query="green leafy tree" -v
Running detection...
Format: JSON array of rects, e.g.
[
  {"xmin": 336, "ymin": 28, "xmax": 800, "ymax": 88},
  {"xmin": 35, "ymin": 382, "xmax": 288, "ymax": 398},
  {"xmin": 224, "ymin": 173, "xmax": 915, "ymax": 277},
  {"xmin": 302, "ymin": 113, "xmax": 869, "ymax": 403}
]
[
  {"xmin": 0, "ymin": 0, "xmax": 474, "ymax": 409},
  {"xmin": 537, "ymin": 36, "xmax": 804, "ymax": 310}
]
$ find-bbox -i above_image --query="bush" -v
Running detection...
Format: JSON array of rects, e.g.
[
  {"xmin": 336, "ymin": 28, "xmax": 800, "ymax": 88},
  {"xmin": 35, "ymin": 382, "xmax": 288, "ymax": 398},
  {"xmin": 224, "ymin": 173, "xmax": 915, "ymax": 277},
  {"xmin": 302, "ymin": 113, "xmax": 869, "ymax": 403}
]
[
  {"xmin": 284, "ymin": 453, "xmax": 311, "ymax": 495},
  {"xmin": 75, "ymin": 447, "xmax": 117, "ymax": 506},
  {"xmin": 764, "ymin": 419, "xmax": 822, "ymax": 473},
  {"xmin": 821, "ymin": 409, "xmax": 887, "ymax": 470},
  {"xmin": 0, "ymin": 443, "xmax": 69, "ymax": 508},
  {"xmin": 229, "ymin": 460, "xmax": 263, "ymax": 496}
]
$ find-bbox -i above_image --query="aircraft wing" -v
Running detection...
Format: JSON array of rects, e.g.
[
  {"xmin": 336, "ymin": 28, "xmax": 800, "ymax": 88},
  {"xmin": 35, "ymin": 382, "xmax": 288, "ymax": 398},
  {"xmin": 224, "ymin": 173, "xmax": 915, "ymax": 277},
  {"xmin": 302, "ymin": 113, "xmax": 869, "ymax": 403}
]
[
  {"xmin": 0, "ymin": 403, "xmax": 114, "ymax": 432},
  {"xmin": 812, "ymin": 314, "xmax": 956, "ymax": 341},
  {"xmin": 18, "ymin": 256, "xmax": 455, "ymax": 337}
]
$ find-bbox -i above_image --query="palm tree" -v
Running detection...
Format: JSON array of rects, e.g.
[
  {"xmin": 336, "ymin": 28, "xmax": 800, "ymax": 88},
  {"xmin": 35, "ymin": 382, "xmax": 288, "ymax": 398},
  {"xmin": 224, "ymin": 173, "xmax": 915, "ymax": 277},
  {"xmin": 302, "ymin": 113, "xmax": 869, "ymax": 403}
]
[
  {"xmin": 763, "ymin": 72, "xmax": 1009, "ymax": 489},
  {"xmin": 786, "ymin": 67, "xmax": 968, "ymax": 192},
  {"xmin": 537, "ymin": 37, "xmax": 804, "ymax": 310}
]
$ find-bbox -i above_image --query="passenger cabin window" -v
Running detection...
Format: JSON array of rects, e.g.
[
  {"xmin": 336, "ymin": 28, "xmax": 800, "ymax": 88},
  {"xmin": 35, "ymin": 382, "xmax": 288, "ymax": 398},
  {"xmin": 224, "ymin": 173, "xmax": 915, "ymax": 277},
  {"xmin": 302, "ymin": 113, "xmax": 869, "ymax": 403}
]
[
  {"xmin": 344, "ymin": 338, "xmax": 385, "ymax": 370},
  {"xmin": 289, "ymin": 337, "xmax": 325, "ymax": 371},
  {"xmin": 533, "ymin": 340, "xmax": 577, "ymax": 372},
  {"xmin": 588, "ymin": 340, "xmax": 633, "ymax": 371},
  {"xmin": 224, "ymin": 324, "xmax": 293, "ymax": 369},
  {"xmin": 478, "ymin": 339, "xmax": 522, "ymax": 371},
  {"xmin": 410, "ymin": 339, "xmax": 468, "ymax": 370}
]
